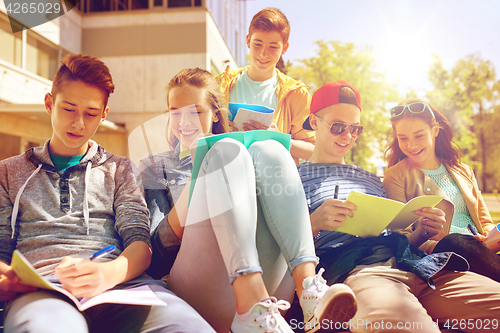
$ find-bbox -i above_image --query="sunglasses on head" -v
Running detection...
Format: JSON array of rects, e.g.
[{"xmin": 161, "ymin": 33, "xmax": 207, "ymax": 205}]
[
  {"xmin": 389, "ymin": 102, "xmax": 436, "ymax": 120},
  {"xmin": 315, "ymin": 115, "xmax": 364, "ymax": 137}
]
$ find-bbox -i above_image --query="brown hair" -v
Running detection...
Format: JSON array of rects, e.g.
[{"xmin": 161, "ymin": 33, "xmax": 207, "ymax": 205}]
[
  {"xmin": 385, "ymin": 98, "xmax": 461, "ymax": 168},
  {"xmin": 249, "ymin": 7, "xmax": 290, "ymax": 44},
  {"xmin": 165, "ymin": 68, "xmax": 229, "ymax": 148},
  {"xmin": 51, "ymin": 53, "xmax": 115, "ymax": 106}
]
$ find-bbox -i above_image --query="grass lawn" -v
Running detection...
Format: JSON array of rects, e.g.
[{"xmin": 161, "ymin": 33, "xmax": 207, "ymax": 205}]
[
  {"xmin": 482, "ymin": 193, "xmax": 500, "ymax": 197},
  {"xmin": 491, "ymin": 211, "xmax": 500, "ymax": 224}
]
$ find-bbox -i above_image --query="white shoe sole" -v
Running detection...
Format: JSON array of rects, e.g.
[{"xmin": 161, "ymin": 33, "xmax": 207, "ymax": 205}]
[{"xmin": 314, "ymin": 284, "xmax": 357, "ymax": 324}]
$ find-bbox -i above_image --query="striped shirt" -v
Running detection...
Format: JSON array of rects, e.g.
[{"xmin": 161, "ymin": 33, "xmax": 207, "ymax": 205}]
[
  {"xmin": 297, "ymin": 162, "xmax": 392, "ymax": 263},
  {"xmin": 298, "ymin": 162, "xmax": 386, "ymax": 211}
]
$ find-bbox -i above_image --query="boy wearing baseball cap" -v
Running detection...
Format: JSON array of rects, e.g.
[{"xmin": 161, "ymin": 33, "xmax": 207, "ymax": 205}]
[
  {"xmin": 297, "ymin": 80, "xmax": 500, "ymax": 332},
  {"xmin": 302, "ymin": 80, "xmax": 362, "ymax": 165}
]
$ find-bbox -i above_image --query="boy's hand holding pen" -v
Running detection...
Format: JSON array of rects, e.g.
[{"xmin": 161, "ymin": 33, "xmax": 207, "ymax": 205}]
[
  {"xmin": 56, "ymin": 245, "xmax": 116, "ymax": 269},
  {"xmin": 54, "ymin": 245, "xmax": 116, "ymax": 298},
  {"xmin": 310, "ymin": 182, "xmax": 358, "ymax": 235}
]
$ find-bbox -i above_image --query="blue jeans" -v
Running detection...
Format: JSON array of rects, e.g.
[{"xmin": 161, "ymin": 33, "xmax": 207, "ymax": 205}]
[
  {"xmin": 167, "ymin": 139, "xmax": 317, "ymax": 332},
  {"xmin": 4, "ymin": 277, "xmax": 214, "ymax": 333}
]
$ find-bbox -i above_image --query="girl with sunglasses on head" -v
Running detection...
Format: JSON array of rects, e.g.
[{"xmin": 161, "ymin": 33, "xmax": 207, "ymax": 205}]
[
  {"xmin": 139, "ymin": 68, "xmax": 355, "ymax": 333},
  {"xmin": 383, "ymin": 98, "xmax": 500, "ymax": 282}
]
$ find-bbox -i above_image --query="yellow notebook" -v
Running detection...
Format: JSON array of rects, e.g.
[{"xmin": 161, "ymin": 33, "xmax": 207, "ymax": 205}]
[{"xmin": 330, "ymin": 191, "xmax": 444, "ymax": 237}]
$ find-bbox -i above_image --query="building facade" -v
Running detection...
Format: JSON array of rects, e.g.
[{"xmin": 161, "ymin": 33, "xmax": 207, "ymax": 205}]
[{"xmin": 0, "ymin": 0, "xmax": 246, "ymax": 159}]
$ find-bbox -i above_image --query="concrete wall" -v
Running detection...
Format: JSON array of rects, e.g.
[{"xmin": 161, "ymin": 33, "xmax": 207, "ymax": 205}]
[
  {"xmin": 59, "ymin": 8, "xmax": 83, "ymax": 54},
  {"xmin": 0, "ymin": 61, "xmax": 52, "ymax": 104},
  {"xmin": 80, "ymin": 8, "xmax": 238, "ymax": 142},
  {"xmin": 0, "ymin": 112, "xmax": 127, "ymax": 158},
  {"xmin": 0, "ymin": 113, "xmax": 51, "ymax": 144},
  {"xmin": 206, "ymin": 11, "xmax": 240, "ymax": 71},
  {"xmin": 0, "ymin": 5, "xmax": 238, "ymax": 160}
]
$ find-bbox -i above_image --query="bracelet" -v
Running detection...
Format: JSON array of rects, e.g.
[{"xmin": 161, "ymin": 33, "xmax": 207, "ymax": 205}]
[{"xmin": 314, "ymin": 231, "xmax": 321, "ymax": 241}]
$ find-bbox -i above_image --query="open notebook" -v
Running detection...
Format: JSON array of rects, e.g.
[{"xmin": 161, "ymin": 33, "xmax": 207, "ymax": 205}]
[
  {"xmin": 330, "ymin": 191, "xmax": 444, "ymax": 237},
  {"xmin": 11, "ymin": 250, "xmax": 167, "ymax": 311},
  {"xmin": 228, "ymin": 103, "xmax": 275, "ymax": 131}
]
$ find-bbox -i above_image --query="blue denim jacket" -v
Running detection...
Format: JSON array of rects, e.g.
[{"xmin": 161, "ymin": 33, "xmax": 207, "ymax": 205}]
[
  {"xmin": 139, "ymin": 145, "xmax": 192, "ymax": 279},
  {"xmin": 315, "ymin": 230, "xmax": 470, "ymax": 289},
  {"xmin": 139, "ymin": 144, "xmax": 192, "ymax": 232}
]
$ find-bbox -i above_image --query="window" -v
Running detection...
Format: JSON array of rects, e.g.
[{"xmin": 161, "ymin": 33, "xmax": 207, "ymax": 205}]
[
  {"xmin": 117, "ymin": 0, "xmax": 128, "ymax": 11},
  {"xmin": 0, "ymin": 133, "xmax": 21, "ymax": 161},
  {"xmin": 78, "ymin": 0, "xmax": 202, "ymax": 11},
  {"xmin": 89, "ymin": 0, "xmax": 112, "ymax": 12},
  {"xmin": 131, "ymin": 0, "xmax": 149, "ymax": 9},
  {"xmin": 0, "ymin": 17, "xmax": 22, "ymax": 67},
  {"xmin": 168, "ymin": 0, "xmax": 192, "ymax": 8},
  {"xmin": 26, "ymin": 32, "xmax": 59, "ymax": 80},
  {"xmin": 207, "ymin": 0, "xmax": 246, "ymax": 66}
]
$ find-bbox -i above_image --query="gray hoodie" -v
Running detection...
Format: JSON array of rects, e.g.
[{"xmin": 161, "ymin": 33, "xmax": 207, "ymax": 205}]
[{"xmin": 0, "ymin": 140, "xmax": 151, "ymax": 276}]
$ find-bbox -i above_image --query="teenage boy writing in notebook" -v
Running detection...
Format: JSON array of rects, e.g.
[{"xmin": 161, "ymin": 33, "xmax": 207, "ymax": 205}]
[{"xmin": 0, "ymin": 53, "xmax": 214, "ymax": 333}]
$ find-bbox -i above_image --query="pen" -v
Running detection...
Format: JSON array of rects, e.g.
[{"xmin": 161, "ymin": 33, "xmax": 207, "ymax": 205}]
[
  {"xmin": 51, "ymin": 245, "xmax": 117, "ymax": 282},
  {"xmin": 334, "ymin": 183, "xmax": 339, "ymax": 199},
  {"xmin": 89, "ymin": 245, "xmax": 116, "ymax": 261},
  {"xmin": 467, "ymin": 224, "xmax": 478, "ymax": 236},
  {"xmin": 68, "ymin": 245, "xmax": 116, "ymax": 268}
]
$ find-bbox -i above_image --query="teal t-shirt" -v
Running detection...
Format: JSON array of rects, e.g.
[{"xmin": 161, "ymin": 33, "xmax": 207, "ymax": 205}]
[
  {"xmin": 49, "ymin": 152, "xmax": 86, "ymax": 172},
  {"xmin": 421, "ymin": 163, "xmax": 476, "ymax": 234},
  {"xmin": 229, "ymin": 69, "xmax": 279, "ymax": 110}
]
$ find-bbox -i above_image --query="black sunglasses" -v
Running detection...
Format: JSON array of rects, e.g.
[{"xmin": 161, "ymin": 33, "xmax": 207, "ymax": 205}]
[{"xmin": 315, "ymin": 115, "xmax": 363, "ymax": 137}]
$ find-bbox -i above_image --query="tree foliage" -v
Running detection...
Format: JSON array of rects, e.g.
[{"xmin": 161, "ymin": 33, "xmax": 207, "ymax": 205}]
[
  {"xmin": 427, "ymin": 54, "xmax": 500, "ymax": 191},
  {"xmin": 286, "ymin": 41, "xmax": 400, "ymax": 170}
]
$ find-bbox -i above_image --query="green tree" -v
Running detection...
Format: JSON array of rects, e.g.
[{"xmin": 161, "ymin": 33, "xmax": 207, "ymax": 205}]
[
  {"xmin": 427, "ymin": 54, "xmax": 500, "ymax": 191},
  {"xmin": 286, "ymin": 40, "xmax": 399, "ymax": 170}
]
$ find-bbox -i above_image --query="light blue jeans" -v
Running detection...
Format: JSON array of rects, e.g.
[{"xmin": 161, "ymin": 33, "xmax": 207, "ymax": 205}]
[
  {"xmin": 4, "ymin": 277, "xmax": 215, "ymax": 333},
  {"xmin": 168, "ymin": 139, "xmax": 317, "ymax": 332}
]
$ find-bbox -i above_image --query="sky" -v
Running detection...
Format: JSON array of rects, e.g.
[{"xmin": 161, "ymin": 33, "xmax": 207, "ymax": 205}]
[{"xmin": 245, "ymin": 0, "xmax": 500, "ymax": 96}]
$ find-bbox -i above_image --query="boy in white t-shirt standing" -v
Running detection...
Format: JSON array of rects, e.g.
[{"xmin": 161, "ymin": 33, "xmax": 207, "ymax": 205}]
[{"xmin": 217, "ymin": 7, "xmax": 315, "ymax": 163}]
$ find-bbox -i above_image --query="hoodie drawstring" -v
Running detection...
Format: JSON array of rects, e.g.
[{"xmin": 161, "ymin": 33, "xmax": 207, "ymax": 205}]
[
  {"xmin": 11, "ymin": 164, "xmax": 42, "ymax": 238},
  {"xmin": 11, "ymin": 161, "xmax": 93, "ymax": 238},
  {"xmin": 83, "ymin": 161, "xmax": 92, "ymax": 235}
]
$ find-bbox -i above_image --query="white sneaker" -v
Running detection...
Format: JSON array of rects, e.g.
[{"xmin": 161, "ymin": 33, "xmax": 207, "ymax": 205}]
[
  {"xmin": 231, "ymin": 297, "xmax": 293, "ymax": 333},
  {"xmin": 300, "ymin": 268, "xmax": 357, "ymax": 333}
]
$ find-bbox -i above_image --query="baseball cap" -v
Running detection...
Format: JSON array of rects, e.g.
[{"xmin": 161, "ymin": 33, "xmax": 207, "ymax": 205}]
[{"xmin": 302, "ymin": 80, "xmax": 361, "ymax": 130}]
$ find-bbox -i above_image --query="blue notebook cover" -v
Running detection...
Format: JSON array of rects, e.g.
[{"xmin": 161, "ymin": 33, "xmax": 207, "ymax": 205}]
[
  {"xmin": 227, "ymin": 103, "xmax": 275, "ymax": 122},
  {"xmin": 188, "ymin": 130, "xmax": 291, "ymax": 203}
]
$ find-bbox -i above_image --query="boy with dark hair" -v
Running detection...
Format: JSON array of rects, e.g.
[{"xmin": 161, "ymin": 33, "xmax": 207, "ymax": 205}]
[
  {"xmin": 297, "ymin": 80, "xmax": 500, "ymax": 332},
  {"xmin": 217, "ymin": 7, "xmax": 315, "ymax": 163},
  {"xmin": 0, "ymin": 53, "xmax": 214, "ymax": 333}
]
